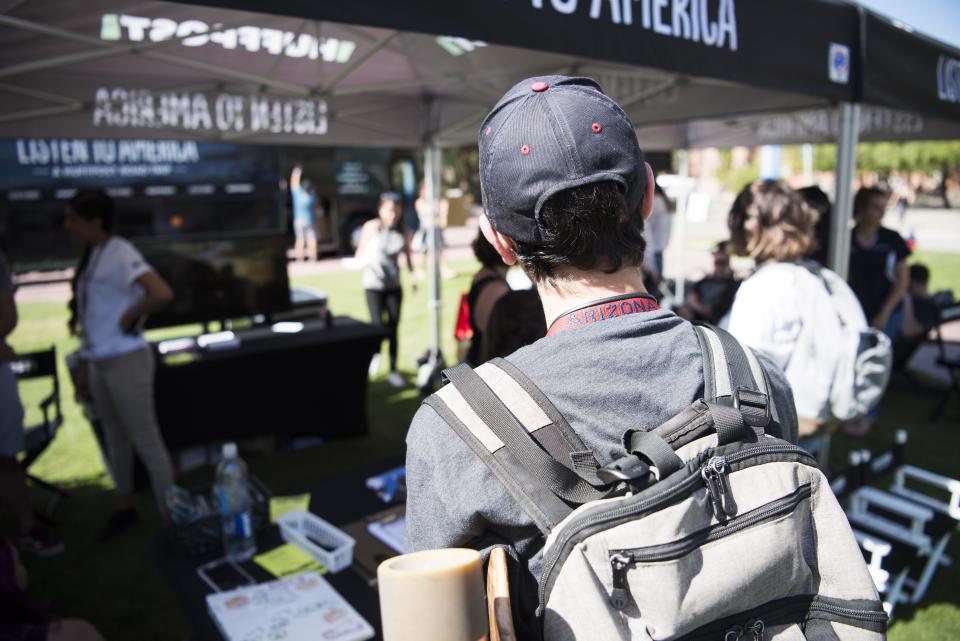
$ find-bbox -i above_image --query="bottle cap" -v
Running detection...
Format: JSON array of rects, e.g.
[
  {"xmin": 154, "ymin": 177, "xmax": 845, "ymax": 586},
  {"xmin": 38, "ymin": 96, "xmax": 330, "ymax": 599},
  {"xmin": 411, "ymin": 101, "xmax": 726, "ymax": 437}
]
[{"xmin": 222, "ymin": 442, "xmax": 238, "ymax": 459}]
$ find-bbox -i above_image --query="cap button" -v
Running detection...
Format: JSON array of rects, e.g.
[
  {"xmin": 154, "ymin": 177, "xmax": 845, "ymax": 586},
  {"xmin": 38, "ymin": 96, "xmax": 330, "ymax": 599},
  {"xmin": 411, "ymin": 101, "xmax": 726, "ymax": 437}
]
[{"xmin": 531, "ymin": 81, "xmax": 549, "ymax": 93}]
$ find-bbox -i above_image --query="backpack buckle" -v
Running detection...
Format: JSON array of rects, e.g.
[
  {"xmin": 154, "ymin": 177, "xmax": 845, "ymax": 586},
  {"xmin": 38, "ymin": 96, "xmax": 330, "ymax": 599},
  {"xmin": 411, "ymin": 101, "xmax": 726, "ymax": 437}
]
[
  {"xmin": 598, "ymin": 455, "xmax": 651, "ymax": 485},
  {"xmin": 733, "ymin": 387, "xmax": 770, "ymax": 428}
]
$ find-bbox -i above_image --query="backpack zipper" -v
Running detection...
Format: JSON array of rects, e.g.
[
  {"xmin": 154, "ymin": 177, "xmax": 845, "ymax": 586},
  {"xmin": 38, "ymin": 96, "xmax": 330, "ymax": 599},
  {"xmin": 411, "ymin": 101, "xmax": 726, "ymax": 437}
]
[
  {"xmin": 538, "ymin": 442, "xmax": 816, "ymax": 613},
  {"xmin": 607, "ymin": 484, "xmax": 812, "ymax": 611},
  {"xmin": 701, "ymin": 455, "xmax": 735, "ymax": 520}
]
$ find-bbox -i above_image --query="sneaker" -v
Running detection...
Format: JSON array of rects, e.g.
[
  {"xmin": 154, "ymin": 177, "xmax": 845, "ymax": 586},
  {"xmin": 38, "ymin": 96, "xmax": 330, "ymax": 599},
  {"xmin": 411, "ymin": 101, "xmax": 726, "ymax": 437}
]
[
  {"xmin": 97, "ymin": 508, "xmax": 139, "ymax": 542},
  {"xmin": 387, "ymin": 371, "xmax": 406, "ymax": 388},
  {"xmin": 18, "ymin": 526, "xmax": 65, "ymax": 557},
  {"xmin": 368, "ymin": 353, "xmax": 382, "ymax": 377}
]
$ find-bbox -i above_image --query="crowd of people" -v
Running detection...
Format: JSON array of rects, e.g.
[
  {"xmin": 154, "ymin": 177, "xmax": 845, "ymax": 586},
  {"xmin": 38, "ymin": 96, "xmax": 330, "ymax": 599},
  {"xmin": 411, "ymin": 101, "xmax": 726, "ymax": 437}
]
[{"xmin": 1, "ymin": 71, "xmax": 951, "ymax": 640}]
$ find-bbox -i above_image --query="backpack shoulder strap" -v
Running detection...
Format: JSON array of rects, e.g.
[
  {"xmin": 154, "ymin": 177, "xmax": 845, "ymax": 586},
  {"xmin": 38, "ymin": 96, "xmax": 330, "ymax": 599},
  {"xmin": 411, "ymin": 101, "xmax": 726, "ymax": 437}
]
[
  {"xmin": 693, "ymin": 323, "xmax": 775, "ymax": 436},
  {"xmin": 425, "ymin": 363, "xmax": 614, "ymax": 534},
  {"xmin": 483, "ymin": 358, "xmax": 604, "ymax": 483}
]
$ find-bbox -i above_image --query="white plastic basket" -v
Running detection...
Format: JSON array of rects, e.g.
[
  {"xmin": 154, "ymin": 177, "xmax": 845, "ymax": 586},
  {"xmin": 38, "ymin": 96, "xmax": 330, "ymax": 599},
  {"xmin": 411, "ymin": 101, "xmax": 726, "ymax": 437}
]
[{"xmin": 277, "ymin": 510, "xmax": 355, "ymax": 573}]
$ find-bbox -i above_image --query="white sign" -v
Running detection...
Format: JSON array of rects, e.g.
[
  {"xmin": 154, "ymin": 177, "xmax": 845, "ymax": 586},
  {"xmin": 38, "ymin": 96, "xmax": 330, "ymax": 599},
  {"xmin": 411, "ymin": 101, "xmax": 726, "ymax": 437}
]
[
  {"xmin": 937, "ymin": 55, "xmax": 960, "ymax": 104},
  {"xmin": 93, "ymin": 88, "xmax": 328, "ymax": 136},
  {"xmin": 829, "ymin": 43, "xmax": 850, "ymax": 85},
  {"xmin": 100, "ymin": 14, "xmax": 356, "ymax": 63},
  {"xmin": 531, "ymin": 0, "xmax": 739, "ymax": 52}
]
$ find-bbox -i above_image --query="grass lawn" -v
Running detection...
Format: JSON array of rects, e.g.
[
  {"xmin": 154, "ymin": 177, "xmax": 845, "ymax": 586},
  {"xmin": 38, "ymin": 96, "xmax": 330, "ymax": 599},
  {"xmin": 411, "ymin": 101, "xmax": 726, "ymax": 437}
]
[{"xmin": 7, "ymin": 254, "xmax": 960, "ymax": 640}]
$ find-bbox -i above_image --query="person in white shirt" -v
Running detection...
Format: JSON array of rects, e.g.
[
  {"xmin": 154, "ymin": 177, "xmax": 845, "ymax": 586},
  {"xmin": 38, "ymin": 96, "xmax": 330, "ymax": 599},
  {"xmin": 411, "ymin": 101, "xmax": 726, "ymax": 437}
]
[
  {"xmin": 724, "ymin": 180, "xmax": 829, "ymax": 442},
  {"xmin": 65, "ymin": 190, "xmax": 176, "ymax": 540},
  {"xmin": 642, "ymin": 182, "xmax": 673, "ymax": 279}
]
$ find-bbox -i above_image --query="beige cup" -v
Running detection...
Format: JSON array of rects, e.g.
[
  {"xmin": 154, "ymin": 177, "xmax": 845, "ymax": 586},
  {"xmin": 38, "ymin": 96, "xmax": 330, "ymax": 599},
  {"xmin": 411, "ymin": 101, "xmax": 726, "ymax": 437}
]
[{"xmin": 378, "ymin": 548, "xmax": 488, "ymax": 641}]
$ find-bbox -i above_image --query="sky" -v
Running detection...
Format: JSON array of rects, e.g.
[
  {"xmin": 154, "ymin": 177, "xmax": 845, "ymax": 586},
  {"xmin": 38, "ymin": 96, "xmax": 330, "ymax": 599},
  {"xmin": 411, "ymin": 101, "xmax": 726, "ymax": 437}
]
[{"xmin": 853, "ymin": 0, "xmax": 960, "ymax": 49}]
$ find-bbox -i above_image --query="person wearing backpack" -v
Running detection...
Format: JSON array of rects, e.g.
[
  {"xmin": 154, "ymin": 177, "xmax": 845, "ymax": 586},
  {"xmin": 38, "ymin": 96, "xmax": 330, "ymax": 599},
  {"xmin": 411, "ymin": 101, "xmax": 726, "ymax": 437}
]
[
  {"xmin": 725, "ymin": 180, "xmax": 892, "ymax": 448},
  {"xmin": 459, "ymin": 231, "xmax": 511, "ymax": 366},
  {"xmin": 405, "ymin": 77, "xmax": 884, "ymax": 640}
]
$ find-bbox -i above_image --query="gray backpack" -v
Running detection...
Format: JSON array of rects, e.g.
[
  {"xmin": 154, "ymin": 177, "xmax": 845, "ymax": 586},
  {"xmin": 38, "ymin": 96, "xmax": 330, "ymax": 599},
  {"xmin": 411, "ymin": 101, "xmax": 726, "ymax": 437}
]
[{"xmin": 428, "ymin": 324, "xmax": 886, "ymax": 640}]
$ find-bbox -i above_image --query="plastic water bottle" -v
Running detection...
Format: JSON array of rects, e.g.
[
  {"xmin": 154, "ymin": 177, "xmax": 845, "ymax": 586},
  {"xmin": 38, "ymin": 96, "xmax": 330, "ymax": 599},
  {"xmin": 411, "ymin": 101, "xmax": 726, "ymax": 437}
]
[{"xmin": 215, "ymin": 442, "xmax": 256, "ymax": 561}]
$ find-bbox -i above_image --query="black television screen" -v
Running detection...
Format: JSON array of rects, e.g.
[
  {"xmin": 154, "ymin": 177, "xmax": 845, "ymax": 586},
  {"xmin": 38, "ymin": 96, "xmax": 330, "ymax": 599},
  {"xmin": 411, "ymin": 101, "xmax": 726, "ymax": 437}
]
[{"xmin": 136, "ymin": 233, "xmax": 291, "ymax": 328}]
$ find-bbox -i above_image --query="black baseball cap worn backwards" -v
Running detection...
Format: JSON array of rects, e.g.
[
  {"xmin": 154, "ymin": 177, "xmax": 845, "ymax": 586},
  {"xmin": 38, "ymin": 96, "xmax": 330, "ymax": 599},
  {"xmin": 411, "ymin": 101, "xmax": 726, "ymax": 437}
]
[{"xmin": 478, "ymin": 75, "xmax": 646, "ymax": 245}]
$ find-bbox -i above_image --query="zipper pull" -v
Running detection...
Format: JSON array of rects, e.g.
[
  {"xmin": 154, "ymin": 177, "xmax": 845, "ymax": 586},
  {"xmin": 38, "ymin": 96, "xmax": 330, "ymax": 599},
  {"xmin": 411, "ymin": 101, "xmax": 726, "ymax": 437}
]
[
  {"xmin": 609, "ymin": 552, "xmax": 631, "ymax": 611},
  {"xmin": 724, "ymin": 624, "xmax": 744, "ymax": 641},
  {"xmin": 701, "ymin": 456, "xmax": 729, "ymax": 520},
  {"xmin": 746, "ymin": 618, "xmax": 765, "ymax": 641}
]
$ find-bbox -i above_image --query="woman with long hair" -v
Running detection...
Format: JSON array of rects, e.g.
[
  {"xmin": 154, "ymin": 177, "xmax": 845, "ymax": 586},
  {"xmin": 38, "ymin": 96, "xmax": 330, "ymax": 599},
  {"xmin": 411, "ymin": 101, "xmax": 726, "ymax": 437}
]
[
  {"xmin": 65, "ymin": 190, "xmax": 176, "ymax": 540},
  {"xmin": 725, "ymin": 180, "xmax": 873, "ymax": 455},
  {"xmin": 356, "ymin": 192, "xmax": 416, "ymax": 388}
]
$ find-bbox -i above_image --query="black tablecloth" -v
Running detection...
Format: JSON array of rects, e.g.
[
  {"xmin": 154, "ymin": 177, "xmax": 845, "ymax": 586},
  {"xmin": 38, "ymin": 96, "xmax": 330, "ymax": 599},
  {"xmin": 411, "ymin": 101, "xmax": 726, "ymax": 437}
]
[
  {"xmin": 154, "ymin": 317, "xmax": 388, "ymax": 449},
  {"xmin": 155, "ymin": 458, "xmax": 402, "ymax": 641}
]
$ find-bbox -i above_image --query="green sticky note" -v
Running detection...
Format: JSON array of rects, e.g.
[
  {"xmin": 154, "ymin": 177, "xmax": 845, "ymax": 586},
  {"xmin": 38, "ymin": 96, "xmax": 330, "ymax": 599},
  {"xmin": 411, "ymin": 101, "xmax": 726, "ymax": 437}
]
[
  {"xmin": 269, "ymin": 493, "xmax": 312, "ymax": 524},
  {"xmin": 253, "ymin": 543, "xmax": 326, "ymax": 578}
]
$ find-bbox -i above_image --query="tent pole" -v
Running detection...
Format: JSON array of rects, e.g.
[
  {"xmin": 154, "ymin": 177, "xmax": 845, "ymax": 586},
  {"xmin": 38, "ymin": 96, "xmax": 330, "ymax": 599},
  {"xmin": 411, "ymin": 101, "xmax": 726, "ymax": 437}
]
[
  {"xmin": 673, "ymin": 149, "xmax": 689, "ymax": 305},
  {"xmin": 830, "ymin": 102, "xmax": 860, "ymax": 279},
  {"xmin": 422, "ymin": 141, "xmax": 444, "ymax": 387}
]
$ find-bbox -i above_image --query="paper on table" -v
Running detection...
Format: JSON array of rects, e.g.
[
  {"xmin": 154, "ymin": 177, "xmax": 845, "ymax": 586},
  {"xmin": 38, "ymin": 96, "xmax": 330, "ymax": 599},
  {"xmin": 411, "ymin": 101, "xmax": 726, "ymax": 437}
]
[
  {"xmin": 207, "ymin": 572, "xmax": 373, "ymax": 641},
  {"xmin": 367, "ymin": 514, "xmax": 405, "ymax": 554},
  {"xmin": 253, "ymin": 543, "xmax": 326, "ymax": 578},
  {"xmin": 269, "ymin": 493, "xmax": 311, "ymax": 523}
]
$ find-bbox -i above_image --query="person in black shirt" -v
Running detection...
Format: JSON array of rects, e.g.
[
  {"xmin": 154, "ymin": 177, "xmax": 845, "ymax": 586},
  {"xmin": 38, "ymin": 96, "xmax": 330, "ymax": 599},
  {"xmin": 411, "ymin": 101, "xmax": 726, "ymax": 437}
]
[
  {"xmin": 848, "ymin": 186, "xmax": 911, "ymax": 337},
  {"xmin": 680, "ymin": 241, "xmax": 739, "ymax": 325},
  {"xmin": 462, "ymin": 231, "xmax": 510, "ymax": 366},
  {"xmin": 845, "ymin": 186, "xmax": 910, "ymax": 435}
]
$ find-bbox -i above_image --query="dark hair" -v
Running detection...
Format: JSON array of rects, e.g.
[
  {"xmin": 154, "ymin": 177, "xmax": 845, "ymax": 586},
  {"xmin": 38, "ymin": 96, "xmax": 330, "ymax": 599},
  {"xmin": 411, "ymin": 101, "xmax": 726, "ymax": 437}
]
[
  {"xmin": 853, "ymin": 186, "xmax": 890, "ymax": 220},
  {"xmin": 797, "ymin": 185, "xmax": 832, "ymax": 263},
  {"xmin": 909, "ymin": 263, "xmax": 929, "ymax": 284},
  {"xmin": 512, "ymin": 181, "xmax": 645, "ymax": 282},
  {"xmin": 728, "ymin": 180, "xmax": 817, "ymax": 264},
  {"xmin": 472, "ymin": 230, "xmax": 502, "ymax": 270},
  {"xmin": 379, "ymin": 191, "xmax": 402, "ymax": 206},
  {"xmin": 654, "ymin": 182, "xmax": 675, "ymax": 212},
  {"xmin": 67, "ymin": 190, "xmax": 115, "ymax": 335}
]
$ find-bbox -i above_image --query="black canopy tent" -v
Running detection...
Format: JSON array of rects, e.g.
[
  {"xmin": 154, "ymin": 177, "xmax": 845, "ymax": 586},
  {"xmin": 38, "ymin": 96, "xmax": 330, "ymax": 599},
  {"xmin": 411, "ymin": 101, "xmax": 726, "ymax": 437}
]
[
  {"xmin": 0, "ymin": 0, "xmax": 869, "ymax": 372},
  {"xmin": 6, "ymin": 1, "xmax": 956, "ymax": 372},
  {"xmin": 0, "ymin": 0, "xmax": 862, "ymax": 145},
  {"xmin": 636, "ymin": 9, "xmax": 960, "ymax": 150}
]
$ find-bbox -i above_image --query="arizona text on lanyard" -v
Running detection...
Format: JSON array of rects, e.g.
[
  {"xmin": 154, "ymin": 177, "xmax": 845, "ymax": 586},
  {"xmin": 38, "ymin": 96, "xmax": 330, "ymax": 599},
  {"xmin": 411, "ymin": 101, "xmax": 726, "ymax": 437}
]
[{"xmin": 547, "ymin": 294, "xmax": 660, "ymax": 336}]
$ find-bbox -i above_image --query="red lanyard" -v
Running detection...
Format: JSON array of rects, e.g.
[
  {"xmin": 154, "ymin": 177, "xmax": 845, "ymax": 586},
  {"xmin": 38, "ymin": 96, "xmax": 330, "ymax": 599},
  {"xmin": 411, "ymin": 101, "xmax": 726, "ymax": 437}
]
[{"xmin": 547, "ymin": 294, "xmax": 660, "ymax": 336}]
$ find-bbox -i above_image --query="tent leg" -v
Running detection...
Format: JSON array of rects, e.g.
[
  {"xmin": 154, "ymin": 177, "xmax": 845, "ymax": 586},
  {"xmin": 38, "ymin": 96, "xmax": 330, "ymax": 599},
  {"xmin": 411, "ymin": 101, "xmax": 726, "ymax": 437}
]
[
  {"xmin": 673, "ymin": 149, "xmax": 689, "ymax": 306},
  {"xmin": 418, "ymin": 143, "xmax": 445, "ymax": 392},
  {"xmin": 830, "ymin": 102, "xmax": 860, "ymax": 279}
]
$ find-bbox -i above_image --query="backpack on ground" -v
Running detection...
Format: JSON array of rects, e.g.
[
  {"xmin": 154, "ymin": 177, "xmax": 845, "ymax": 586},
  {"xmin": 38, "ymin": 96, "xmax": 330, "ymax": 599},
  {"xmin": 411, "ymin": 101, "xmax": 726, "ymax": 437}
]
[
  {"xmin": 782, "ymin": 262, "xmax": 893, "ymax": 423},
  {"xmin": 426, "ymin": 324, "xmax": 886, "ymax": 640}
]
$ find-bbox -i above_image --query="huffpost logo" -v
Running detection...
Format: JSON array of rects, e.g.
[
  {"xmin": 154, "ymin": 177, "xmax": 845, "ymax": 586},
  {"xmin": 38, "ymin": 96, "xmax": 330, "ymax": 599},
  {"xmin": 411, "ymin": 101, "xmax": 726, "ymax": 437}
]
[
  {"xmin": 937, "ymin": 55, "xmax": 960, "ymax": 104},
  {"xmin": 99, "ymin": 13, "xmax": 356, "ymax": 63}
]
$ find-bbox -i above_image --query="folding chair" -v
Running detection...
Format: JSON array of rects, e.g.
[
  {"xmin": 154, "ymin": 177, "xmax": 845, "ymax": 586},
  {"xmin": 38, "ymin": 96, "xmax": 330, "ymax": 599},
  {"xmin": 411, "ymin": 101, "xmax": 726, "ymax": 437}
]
[
  {"xmin": 844, "ymin": 431, "xmax": 957, "ymax": 613},
  {"xmin": 830, "ymin": 450, "xmax": 910, "ymax": 615},
  {"xmin": 930, "ymin": 301, "xmax": 960, "ymax": 421},
  {"xmin": 10, "ymin": 346, "xmax": 67, "ymax": 515}
]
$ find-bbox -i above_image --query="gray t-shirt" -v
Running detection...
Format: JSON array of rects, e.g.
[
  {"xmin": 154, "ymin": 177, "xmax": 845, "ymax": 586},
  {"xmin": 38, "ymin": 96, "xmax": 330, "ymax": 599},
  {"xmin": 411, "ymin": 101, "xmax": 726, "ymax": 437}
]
[
  {"xmin": 404, "ymin": 308, "xmax": 797, "ymax": 627},
  {"xmin": 361, "ymin": 226, "xmax": 405, "ymax": 291}
]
